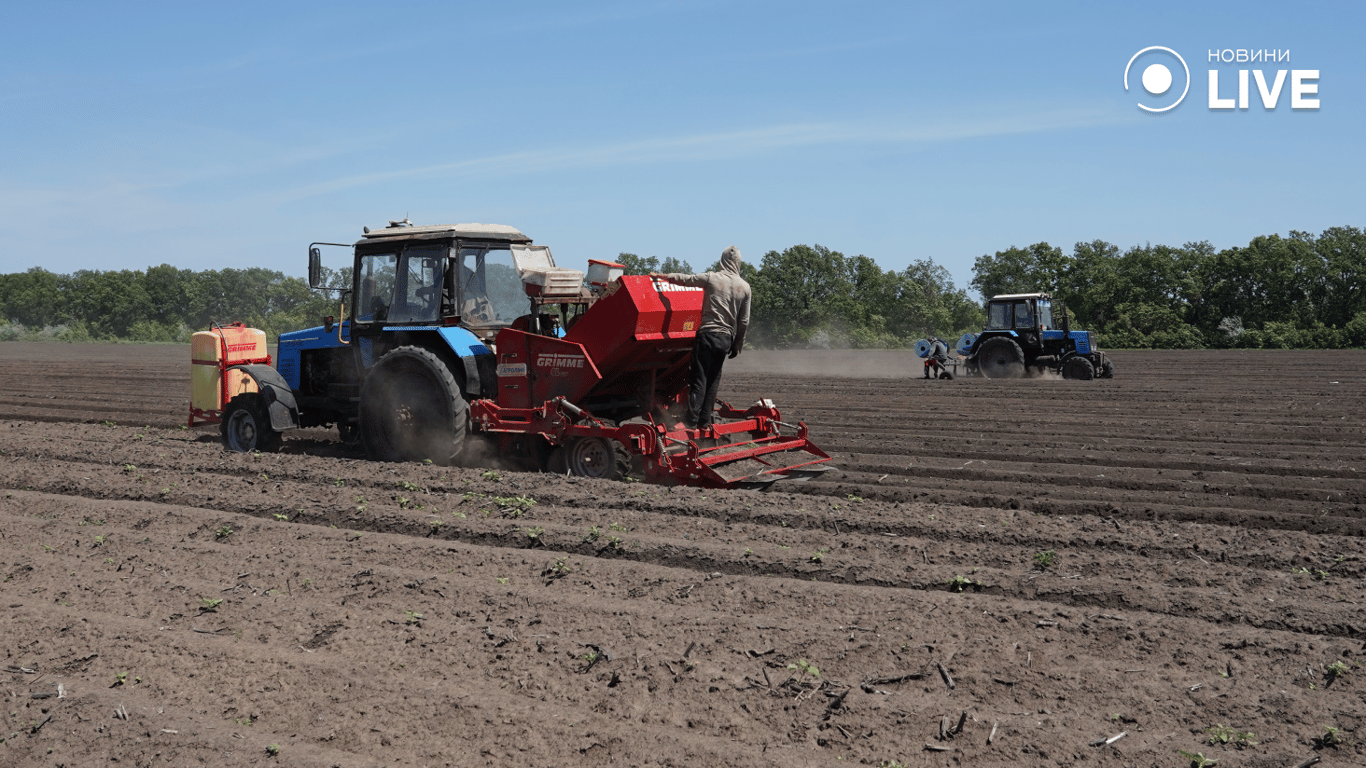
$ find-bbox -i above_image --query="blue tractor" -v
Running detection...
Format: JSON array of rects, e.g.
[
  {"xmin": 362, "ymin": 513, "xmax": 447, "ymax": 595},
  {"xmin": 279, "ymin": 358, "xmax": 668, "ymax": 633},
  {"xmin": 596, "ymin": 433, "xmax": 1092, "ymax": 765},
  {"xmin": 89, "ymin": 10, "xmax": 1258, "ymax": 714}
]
[
  {"xmin": 958, "ymin": 292, "xmax": 1114, "ymax": 380},
  {"xmin": 217, "ymin": 220, "xmax": 574, "ymax": 462}
]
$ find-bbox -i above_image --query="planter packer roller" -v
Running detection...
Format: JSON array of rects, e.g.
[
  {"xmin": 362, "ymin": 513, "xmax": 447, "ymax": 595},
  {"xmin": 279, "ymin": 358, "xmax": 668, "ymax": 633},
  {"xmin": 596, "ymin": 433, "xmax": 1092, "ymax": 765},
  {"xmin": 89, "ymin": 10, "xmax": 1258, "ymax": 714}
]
[{"xmin": 192, "ymin": 221, "xmax": 830, "ymax": 490}]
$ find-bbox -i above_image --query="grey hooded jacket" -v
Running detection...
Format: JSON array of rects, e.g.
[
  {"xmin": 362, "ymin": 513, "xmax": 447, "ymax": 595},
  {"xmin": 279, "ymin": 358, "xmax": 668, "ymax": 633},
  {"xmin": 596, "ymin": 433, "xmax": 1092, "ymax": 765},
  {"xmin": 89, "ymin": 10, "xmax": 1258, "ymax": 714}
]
[{"xmin": 662, "ymin": 245, "xmax": 751, "ymax": 353}]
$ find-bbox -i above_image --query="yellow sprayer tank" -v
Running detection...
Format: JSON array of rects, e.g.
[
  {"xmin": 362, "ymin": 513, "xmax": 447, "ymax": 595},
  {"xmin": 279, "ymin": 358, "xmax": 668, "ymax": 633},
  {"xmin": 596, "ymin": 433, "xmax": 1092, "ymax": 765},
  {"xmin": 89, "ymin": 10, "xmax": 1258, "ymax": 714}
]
[{"xmin": 191, "ymin": 324, "xmax": 268, "ymax": 412}]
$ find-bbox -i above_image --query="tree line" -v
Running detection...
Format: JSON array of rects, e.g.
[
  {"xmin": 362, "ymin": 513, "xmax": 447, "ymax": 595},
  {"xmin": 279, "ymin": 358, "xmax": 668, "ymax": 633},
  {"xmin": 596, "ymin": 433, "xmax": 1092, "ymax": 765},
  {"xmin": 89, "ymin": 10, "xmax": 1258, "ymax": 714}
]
[
  {"xmin": 3, "ymin": 224, "xmax": 1363, "ymax": 349},
  {"xmin": 0, "ymin": 266, "xmax": 333, "ymax": 342},
  {"xmin": 616, "ymin": 247, "xmax": 983, "ymax": 348},
  {"xmin": 970, "ymin": 226, "xmax": 1366, "ymax": 349}
]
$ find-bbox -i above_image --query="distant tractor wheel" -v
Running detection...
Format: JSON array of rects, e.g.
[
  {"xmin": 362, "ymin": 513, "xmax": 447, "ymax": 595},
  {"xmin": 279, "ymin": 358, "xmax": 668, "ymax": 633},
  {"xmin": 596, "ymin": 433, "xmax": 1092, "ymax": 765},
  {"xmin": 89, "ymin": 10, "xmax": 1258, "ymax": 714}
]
[
  {"xmin": 1062, "ymin": 356, "xmax": 1095, "ymax": 380},
  {"xmin": 221, "ymin": 393, "xmax": 281, "ymax": 453},
  {"xmin": 565, "ymin": 437, "xmax": 631, "ymax": 481},
  {"xmin": 938, "ymin": 369, "xmax": 954, "ymax": 380},
  {"xmin": 976, "ymin": 337, "xmax": 1025, "ymax": 379},
  {"xmin": 1100, "ymin": 358, "xmax": 1116, "ymax": 379},
  {"xmin": 359, "ymin": 346, "xmax": 468, "ymax": 465}
]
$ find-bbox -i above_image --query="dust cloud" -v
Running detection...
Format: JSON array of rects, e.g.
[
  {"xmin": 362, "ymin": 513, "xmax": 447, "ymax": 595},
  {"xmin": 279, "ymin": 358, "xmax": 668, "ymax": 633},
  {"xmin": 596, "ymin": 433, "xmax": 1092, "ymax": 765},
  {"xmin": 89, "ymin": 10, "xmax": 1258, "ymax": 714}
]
[{"xmin": 727, "ymin": 349, "xmax": 927, "ymax": 379}]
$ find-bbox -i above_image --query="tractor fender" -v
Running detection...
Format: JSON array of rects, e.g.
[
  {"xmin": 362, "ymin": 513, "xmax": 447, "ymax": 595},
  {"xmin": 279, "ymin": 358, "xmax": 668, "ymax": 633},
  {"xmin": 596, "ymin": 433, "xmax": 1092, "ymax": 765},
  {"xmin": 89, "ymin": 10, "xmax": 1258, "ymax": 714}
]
[
  {"xmin": 228, "ymin": 364, "xmax": 300, "ymax": 431},
  {"xmin": 434, "ymin": 326, "xmax": 493, "ymax": 398}
]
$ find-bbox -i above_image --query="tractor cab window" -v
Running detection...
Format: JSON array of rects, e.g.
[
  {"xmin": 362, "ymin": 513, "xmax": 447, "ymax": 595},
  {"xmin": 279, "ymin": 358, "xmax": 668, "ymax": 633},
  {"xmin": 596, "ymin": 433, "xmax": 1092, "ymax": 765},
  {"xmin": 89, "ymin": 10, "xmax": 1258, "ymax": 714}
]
[
  {"xmin": 457, "ymin": 246, "xmax": 530, "ymax": 326},
  {"xmin": 1037, "ymin": 300, "xmax": 1053, "ymax": 329},
  {"xmin": 1013, "ymin": 301, "xmax": 1034, "ymax": 329},
  {"xmin": 387, "ymin": 246, "xmax": 443, "ymax": 323},
  {"xmin": 356, "ymin": 248, "xmax": 443, "ymax": 324},
  {"xmin": 357, "ymin": 253, "xmax": 398, "ymax": 322},
  {"xmin": 987, "ymin": 302, "xmax": 1011, "ymax": 330}
]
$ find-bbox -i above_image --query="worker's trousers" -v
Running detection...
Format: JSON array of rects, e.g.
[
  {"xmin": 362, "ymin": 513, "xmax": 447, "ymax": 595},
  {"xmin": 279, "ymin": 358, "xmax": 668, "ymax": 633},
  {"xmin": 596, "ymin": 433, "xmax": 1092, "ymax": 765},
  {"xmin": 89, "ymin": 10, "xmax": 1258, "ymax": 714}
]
[{"xmin": 686, "ymin": 331, "xmax": 732, "ymax": 429}]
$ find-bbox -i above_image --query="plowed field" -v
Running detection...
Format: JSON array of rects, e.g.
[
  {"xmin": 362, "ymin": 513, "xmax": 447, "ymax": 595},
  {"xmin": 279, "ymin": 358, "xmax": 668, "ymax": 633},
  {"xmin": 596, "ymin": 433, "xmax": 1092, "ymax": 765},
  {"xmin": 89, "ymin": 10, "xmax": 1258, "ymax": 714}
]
[{"xmin": 2, "ymin": 343, "xmax": 1365, "ymax": 767}]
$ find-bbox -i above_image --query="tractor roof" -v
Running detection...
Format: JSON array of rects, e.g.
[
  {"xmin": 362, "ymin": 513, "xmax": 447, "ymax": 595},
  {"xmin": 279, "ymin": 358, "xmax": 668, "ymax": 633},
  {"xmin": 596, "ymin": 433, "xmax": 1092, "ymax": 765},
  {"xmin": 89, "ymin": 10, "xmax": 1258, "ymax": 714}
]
[
  {"xmin": 357, "ymin": 223, "xmax": 532, "ymax": 245},
  {"xmin": 989, "ymin": 292, "xmax": 1050, "ymax": 301}
]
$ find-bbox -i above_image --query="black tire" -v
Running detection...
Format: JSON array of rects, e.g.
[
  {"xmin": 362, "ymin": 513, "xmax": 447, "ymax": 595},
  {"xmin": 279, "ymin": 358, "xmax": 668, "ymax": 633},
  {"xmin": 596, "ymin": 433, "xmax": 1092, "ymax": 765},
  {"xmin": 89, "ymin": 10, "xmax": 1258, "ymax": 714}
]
[
  {"xmin": 545, "ymin": 447, "xmax": 568, "ymax": 475},
  {"xmin": 337, "ymin": 422, "xmax": 360, "ymax": 445},
  {"xmin": 221, "ymin": 393, "xmax": 281, "ymax": 453},
  {"xmin": 1062, "ymin": 356, "xmax": 1095, "ymax": 380},
  {"xmin": 938, "ymin": 370, "xmax": 954, "ymax": 380},
  {"xmin": 976, "ymin": 337, "xmax": 1025, "ymax": 379},
  {"xmin": 1101, "ymin": 359, "xmax": 1116, "ymax": 379},
  {"xmin": 564, "ymin": 437, "xmax": 631, "ymax": 481},
  {"xmin": 359, "ymin": 346, "xmax": 468, "ymax": 464}
]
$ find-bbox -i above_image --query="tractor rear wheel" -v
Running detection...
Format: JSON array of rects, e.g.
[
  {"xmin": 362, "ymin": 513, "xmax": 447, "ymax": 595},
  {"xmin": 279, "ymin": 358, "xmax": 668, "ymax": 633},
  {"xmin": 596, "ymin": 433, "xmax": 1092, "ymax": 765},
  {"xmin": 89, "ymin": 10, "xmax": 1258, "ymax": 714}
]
[
  {"xmin": 565, "ymin": 437, "xmax": 631, "ymax": 481},
  {"xmin": 1062, "ymin": 356, "xmax": 1095, "ymax": 380},
  {"xmin": 337, "ymin": 422, "xmax": 360, "ymax": 444},
  {"xmin": 359, "ymin": 346, "xmax": 468, "ymax": 465},
  {"xmin": 976, "ymin": 337, "xmax": 1025, "ymax": 379},
  {"xmin": 221, "ymin": 393, "xmax": 281, "ymax": 453}
]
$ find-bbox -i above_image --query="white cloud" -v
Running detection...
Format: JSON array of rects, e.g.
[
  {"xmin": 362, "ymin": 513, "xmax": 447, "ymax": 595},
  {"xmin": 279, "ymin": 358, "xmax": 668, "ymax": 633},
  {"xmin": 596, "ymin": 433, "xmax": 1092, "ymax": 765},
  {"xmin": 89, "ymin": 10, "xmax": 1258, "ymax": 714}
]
[{"xmin": 271, "ymin": 106, "xmax": 1131, "ymax": 202}]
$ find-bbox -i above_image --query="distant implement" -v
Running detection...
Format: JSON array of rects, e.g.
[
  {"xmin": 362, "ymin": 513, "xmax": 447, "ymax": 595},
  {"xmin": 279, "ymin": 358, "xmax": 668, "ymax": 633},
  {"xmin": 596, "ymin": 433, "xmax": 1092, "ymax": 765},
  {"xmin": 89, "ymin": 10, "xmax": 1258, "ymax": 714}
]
[
  {"xmin": 916, "ymin": 292, "xmax": 1114, "ymax": 380},
  {"xmin": 188, "ymin": 221, "xmax": 830, "ymax": 489}
]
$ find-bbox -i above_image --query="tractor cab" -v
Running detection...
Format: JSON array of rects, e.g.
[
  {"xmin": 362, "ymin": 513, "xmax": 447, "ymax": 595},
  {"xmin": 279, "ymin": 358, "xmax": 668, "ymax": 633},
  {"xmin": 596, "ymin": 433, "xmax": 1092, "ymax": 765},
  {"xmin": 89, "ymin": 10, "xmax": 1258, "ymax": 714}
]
[
  {"xmin": 309, "ymin": 221, "xmax": 593, "ymax": 349},
  {"xmin": 985, "ymin": 293, "xmax": 1052, "ymax": 334}
]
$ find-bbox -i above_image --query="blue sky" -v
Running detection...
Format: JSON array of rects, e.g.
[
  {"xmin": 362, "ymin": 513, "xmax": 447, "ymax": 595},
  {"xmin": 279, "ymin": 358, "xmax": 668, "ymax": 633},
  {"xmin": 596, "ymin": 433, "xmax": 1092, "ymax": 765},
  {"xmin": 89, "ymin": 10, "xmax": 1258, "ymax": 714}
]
[{"xmin": 2, "ymin": 1, "xmax": 1361, "ymax": 297}]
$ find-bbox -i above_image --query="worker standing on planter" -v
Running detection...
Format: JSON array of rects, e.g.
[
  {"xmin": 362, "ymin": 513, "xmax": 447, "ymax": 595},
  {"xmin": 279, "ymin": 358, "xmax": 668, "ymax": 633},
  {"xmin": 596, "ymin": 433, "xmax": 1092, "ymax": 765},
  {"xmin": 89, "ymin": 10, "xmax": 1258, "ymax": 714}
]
[{"xmin": 652, "ymin": 246, "xmax": 752, "ymax": 430}]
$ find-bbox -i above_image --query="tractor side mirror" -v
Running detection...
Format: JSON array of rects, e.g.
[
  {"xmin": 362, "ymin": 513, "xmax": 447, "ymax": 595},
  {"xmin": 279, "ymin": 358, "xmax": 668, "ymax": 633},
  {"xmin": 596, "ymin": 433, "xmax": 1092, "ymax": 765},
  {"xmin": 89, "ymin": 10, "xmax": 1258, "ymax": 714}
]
[{"xmin": 308, "ymin": 247, "xmax": 322, "ymax": 289}]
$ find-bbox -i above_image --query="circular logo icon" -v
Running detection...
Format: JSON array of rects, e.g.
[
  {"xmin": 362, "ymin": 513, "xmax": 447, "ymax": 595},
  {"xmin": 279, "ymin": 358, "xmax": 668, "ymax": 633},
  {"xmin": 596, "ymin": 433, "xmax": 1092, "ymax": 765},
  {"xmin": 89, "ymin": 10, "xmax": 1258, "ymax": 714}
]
[{"xmin": 1124, "ymin": 46, "xmax": 1189, "ymax": 112}]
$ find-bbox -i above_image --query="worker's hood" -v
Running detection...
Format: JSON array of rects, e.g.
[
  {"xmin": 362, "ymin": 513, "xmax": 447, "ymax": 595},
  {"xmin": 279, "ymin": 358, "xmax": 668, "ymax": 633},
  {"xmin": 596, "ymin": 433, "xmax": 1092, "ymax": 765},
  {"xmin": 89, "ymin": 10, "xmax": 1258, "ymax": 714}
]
[{"xmin": 719, "ymin": 245, "xmax": 742, "ymax": 274}]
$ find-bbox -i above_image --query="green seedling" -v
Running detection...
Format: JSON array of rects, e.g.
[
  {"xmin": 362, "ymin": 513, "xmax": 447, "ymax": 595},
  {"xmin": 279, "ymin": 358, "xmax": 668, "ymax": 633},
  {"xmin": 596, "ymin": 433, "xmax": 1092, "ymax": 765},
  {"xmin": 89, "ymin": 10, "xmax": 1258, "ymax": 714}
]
[
  {"xmin": 1205, "ymin": 724, "xmax": 1257, "ymax": 747},
  {"xmin": 214, "ymin": 525, "xmax": 233, "ymax": 539},
  {"xmin": 524, "ymin": 526, "xmax": 545, "ymax": 545},
  {"xmin": 1033, "ymin": 549, "xmax": 1056, "ymax": 569},
  {"xmin": 111, "ymin": 671, "xmax": 128, "ymax": 687},
  {"xmin": 492, "ymin": 494, "xmax": 536, "ymax": 517},
  {"xmin": 1321, "ymin": 725, "xmax": 1347, "ymax": 747},
  {"xmin": 200, "ymin": 598, "xmax": 223, "ymax": 612},
  {"xmin": 495, "ymin": 577, "xmax": 509, "ymax": 585},
  {"xmin": 481, "ymin": 470, "xmax": 502, "ymax": 481},
  {"xmin": 845, "ymin": 494, "xmax": 863, "ymax": 502},
  {"xmin": 397, "ymin": 480, "xmax": 421, "ymax": 492},
  {"xmin": 810, "ymin": 547, "xmax": 830, "ymax": 563},
  {"xmin": 1327, "ymin": 660, "xmax": 1352, "ymax": 679},
  {"xmin": 787, "ymin": 658, "xmax": 820, "ymax": 682},
  {"xmin": 584, "ymin": 526, "xmax": 601, "ymax": 542},
  {"xmin": 92, "ymin": 535, "xmax": 106, "ymax": 547},
  {"xmin": 546, "ymin": 556, "xmax": 573, "ymax": 579},
  {"xmin": 404, "ymin": 611, "xmax": 423, "ymax": 625},
  {"xmin": 266, "ymin": 744, "xmax": 280, "ymax": 756},
  {"xmin": 605, "ymin": 536, "xmax": 624, "ymax": 550},
  {"xmin": 608, "ymin": 522, "xmax": 628, "ymax": 532},
  {"xmin": 273, "ymin": 514, "xmax": 288, "ymax": 521},
  {"xmin": 946, "ymin": 574, "xmax": 978, "ymax": 593},
  {"xmin": 743, "ymin": 547, "xmax": 753, "ymax": 557},
  {"xmin": 1178, "ymin": 751, "xmax": 1217, "ymax": 768}
]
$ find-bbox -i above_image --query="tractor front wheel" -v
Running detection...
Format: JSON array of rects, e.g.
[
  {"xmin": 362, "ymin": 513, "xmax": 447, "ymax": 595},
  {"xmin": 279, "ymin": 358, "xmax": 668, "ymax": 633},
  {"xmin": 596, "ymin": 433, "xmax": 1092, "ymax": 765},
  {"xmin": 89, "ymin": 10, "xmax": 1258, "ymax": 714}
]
[
  {"xmin": 221, "ymin": 393, "xmax": 281, "ymax": 453},
  {"xmin": 1062, "ymin": 356, "xmax": 1095, "ymax": 380},
  {"xmin": 976, "ymin": 337, "xmax": 1025, "ymax": 379},
  {"xmin": 565, "ymin": 437, "xmax": 631, "ymax": 481},
  {"xmin": 359, "ymin": 346, "xmax": 468, "ymax": 465}
]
